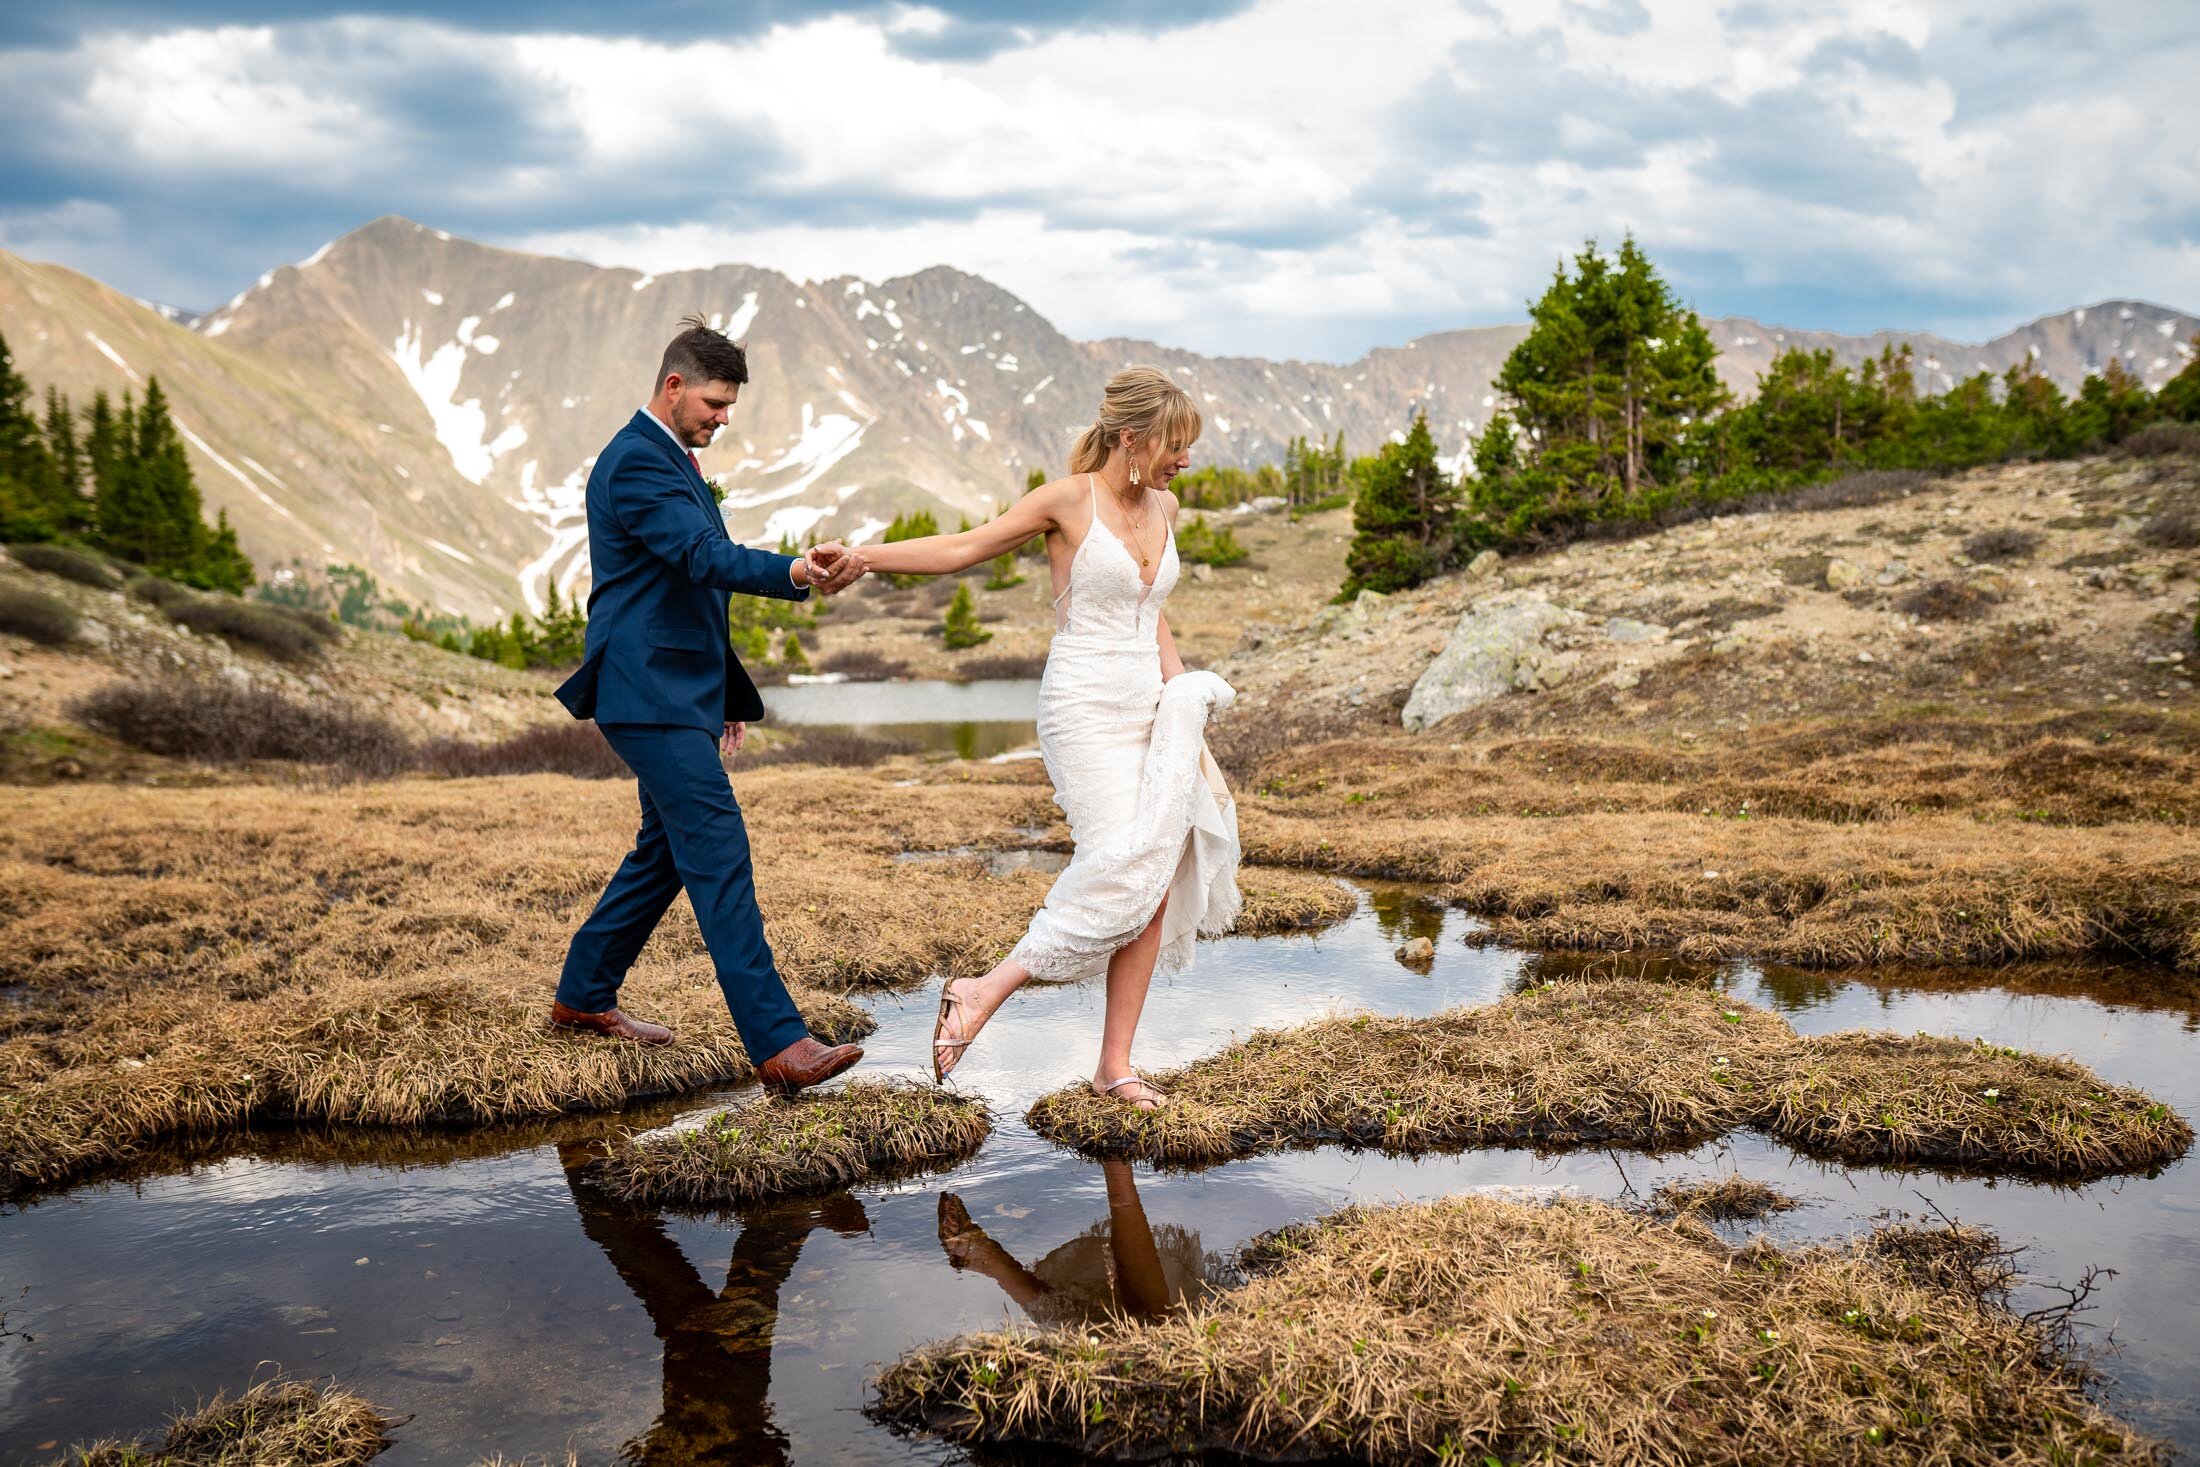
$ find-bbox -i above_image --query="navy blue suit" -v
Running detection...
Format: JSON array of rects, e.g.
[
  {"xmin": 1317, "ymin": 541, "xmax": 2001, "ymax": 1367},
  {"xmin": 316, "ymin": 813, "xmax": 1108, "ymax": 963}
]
[{"xmin": 555, "ymin": 410, "xmax": 813, "ymax": 1061}]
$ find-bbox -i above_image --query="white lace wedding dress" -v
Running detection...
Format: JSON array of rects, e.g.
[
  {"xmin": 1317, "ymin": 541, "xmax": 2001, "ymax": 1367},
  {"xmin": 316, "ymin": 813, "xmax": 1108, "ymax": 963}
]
[{"xmin": 1008, "ymin": 476, "xmax": 1242, "ymax": 982}]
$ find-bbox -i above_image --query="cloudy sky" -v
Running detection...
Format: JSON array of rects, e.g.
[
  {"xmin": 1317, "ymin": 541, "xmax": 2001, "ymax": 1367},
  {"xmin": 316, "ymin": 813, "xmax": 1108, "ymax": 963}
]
[{"xmin": 2, "ymin": 0, "xmax": 2195, "ymax": 361}]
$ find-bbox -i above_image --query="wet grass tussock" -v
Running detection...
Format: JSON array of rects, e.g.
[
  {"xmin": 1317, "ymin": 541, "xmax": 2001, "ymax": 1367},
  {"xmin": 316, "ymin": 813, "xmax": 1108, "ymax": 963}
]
[
  {"xmin": 1233, "ymin": 712, "xmax": 2200, "ymax": 970},
  {"xmin": 1026, "ymin": 981, "xmax": 1799, "ymax": 1164},
  {"xmin": 871, "ymin": 1193, "xmax": 2165, "ymax": 1466},
  {"xmin": 50, "ymin": 1375, "xmax": 394, "ymax": 1466},
  {"xmin": 1765, "ymin": 1032, "xmax": 2195, "ymax": 1177},
  {"xmin": 1224, "ymin": 868, "xmax": 1356, "ymax": 933},
  {"xmin": 589, "ymin": 1079, "xmax": 990, "ymax": 1206},
  {"xmin": 1649, "ymin": 1175, "xmax": 1800, "ymax": 1222},
  {"xmin": 0, "ymin": 773, "xmax": 1346, "ymax": 1194},
  {"xmin": 1026, "ymin": 981, "xmax": 2191, "ymax": 1180}
]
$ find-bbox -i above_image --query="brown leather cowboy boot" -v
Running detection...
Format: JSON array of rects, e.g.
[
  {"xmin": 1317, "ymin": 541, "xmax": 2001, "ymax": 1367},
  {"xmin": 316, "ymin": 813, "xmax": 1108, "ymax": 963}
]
[
  {"xmin": 548, "ymin": 1000, "xmax": 674, "ymax": 1046},
  {"xmin": 757, "ymin": 1035, "xmax": 863, "ymax": 1094}
]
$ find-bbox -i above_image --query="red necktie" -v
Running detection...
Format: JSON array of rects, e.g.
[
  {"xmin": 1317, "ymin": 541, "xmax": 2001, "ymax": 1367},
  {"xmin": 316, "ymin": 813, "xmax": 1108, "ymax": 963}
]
[{"xmin": 687, "ymin": 450, "xmax": 702, "ymax": 475}]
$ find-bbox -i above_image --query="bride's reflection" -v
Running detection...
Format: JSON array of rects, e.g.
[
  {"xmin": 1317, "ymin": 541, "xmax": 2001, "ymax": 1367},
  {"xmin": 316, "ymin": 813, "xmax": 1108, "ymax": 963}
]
[
  {"xmin": 935, "ymin": 1159, "xmax": 1210, "ymax": 1324},
  {"xmin": 557, "ymin": 1141, "xmax": 870, "ymax": 1465}
]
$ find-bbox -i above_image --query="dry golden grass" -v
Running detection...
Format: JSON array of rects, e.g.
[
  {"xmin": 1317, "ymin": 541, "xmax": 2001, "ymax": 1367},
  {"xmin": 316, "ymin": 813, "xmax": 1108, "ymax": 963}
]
[
  {"xmin": 1026, "ymin": 981, "xmax": 1798, "ymax": 1164},
  {"xmin": 871, "ymin": 1194, "xmax": 2165, "ymax": 1465},
  {"xmin": 1766, "ymin": 1032, "xmax": 2196, "ymax": 1177},
  {"xmin": 588, "ymin": 1078, "xmax": 990, "ymax": 1206},
  {"xmin": 1649, "ymin": 1175, "xmax": 1800, "ymax": 1221},
  {"xmin": 1244, "ymin": 806, "xmax": 2200, "ymax": 969},
  {"xmin": 1227, "ymin": 867, "xmax": 1356, "ymax": 934},
  {"xmin": 0, "ymin": 769, "xmax": 1349, "ymax": 1195},
  {"xmin": 50, "ymin": 1375, "xmax": 393, "ymax": 1466},
  {"xmin": 1026, "ymin": 981, "xmax": 2191, "ymax": 1180}
]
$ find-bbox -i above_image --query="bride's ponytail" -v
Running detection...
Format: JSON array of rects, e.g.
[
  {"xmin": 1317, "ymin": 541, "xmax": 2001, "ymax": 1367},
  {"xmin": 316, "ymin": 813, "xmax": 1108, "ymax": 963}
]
[
  {"xmin": 1068, "ymin": 420, "xmax": 1109, "ymax": 475},
  {"xmin": 1066, "ymin": 367, "xmax": 1202, "ymax": 479}
]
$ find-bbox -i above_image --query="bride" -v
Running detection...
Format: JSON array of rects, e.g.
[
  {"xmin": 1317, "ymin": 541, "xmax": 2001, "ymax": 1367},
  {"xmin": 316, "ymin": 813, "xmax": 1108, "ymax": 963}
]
[{"xmin": 840, "ymin": 367, "xmax": 1241, "ymax": 1110}]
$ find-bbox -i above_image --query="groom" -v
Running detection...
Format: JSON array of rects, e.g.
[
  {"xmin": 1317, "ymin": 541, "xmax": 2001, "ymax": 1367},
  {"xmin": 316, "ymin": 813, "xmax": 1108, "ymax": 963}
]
[{"xmin": 551, "ymin": 315, "xmax": 868, "ymax": 1093}]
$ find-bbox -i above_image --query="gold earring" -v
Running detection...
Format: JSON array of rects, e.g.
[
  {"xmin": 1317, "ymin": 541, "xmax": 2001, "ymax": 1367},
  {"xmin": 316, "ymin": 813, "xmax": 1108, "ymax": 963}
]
[{"xmin": 1128, "ymin": 449, "xmax": 1141, "ymax": 488}]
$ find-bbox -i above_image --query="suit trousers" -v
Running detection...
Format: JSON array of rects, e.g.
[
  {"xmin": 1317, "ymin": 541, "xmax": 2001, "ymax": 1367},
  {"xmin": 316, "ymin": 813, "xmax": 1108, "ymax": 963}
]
[{"xmin": 556, "ymin": 722, "xmax": 808, "ymax": 1062}]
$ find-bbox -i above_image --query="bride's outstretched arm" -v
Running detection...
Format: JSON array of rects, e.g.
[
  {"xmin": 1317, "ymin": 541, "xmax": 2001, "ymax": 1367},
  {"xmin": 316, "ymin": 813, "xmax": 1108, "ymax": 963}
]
[
  {"xmin": 1157, "ymin": 612, "xmax": 1186, "ymax": 680},
  {"xmin": 860, "ymin": 478, "xmax": 1072, "ymax": 577}
]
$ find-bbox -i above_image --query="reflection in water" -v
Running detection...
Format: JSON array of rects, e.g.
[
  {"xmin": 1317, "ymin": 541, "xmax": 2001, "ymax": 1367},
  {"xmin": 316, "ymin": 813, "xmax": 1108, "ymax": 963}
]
[
  {"xmin": 558, "ymin": 1144, "xmax": 870, "ymax": 1466},
  {"xmin": 1515, "ymin": 949, "xmax": 1733, "ymax": 990},
  {"xmin": 1367, "ymin": 884, "xmax": 1446, "ymax": 948},
  {"xmin": 935, "ymin": 1162, "xmax": 1210, "ymax": 1326}
]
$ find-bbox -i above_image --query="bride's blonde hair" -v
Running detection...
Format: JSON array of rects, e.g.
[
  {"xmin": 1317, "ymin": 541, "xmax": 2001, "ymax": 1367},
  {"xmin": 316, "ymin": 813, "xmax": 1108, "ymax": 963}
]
[{"xmin": 1068, "ymin": 366, "xmax": 1202, "ymax": 477}]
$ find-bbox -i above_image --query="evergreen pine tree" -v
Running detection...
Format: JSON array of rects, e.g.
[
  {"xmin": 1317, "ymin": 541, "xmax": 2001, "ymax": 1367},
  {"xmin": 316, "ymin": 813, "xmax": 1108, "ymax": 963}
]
[
  {"xmin": 2160, "ymin": 338, "xmax": 2200, "ymax": 424},
  {"xmin": 941, "ymin": 581, "xmax": 991, "ymax": 648},
  {"xmin": 780, "ymin": 628, "xmax": 811, "ymax": 673},
  {"xmin": 192, "ymin": 508, "xmax": 256, "ymax": 593},
  {"xmin": 99, "ymin": 378, "xmax": 203, "ymax": 575},
  {"xmin": 1494, "ymin": 236, "xmax": 1727, "ymax": 504},
  {"xmin": 42, "ymin": 386, "xmax": 89, "ymax": 533},
  {"xmin": 1339, "ymin": 414, "xmax": 1460, "ymax": 598},
  {"xmin": 0, "ymin": 329, "xmax": 62, "ymax": 540},
  {"xmin": 1020, "ymin": 468, "xmax": 1049, "ymax": 558}
]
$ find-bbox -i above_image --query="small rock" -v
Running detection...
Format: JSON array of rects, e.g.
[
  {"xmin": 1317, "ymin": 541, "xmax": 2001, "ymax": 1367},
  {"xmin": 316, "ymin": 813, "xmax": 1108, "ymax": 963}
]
[
  {"xmin": 75, "ymin": 619, "xmax": 113, "ymax": 649},
  {"xmin": 1874, "ymin": 560, "xmax": 1913, "ymax": 586},
  {"xmin": 1857, "ymin": 650, "xmax": 1875, "ymax": 664},
  {"xmin": 1712, "ymin": 634, "xmax": 1745, "ymax": 655},
  {"xmin": 1463, "ymin": 549, "xmax": 1502, "ymax": 581},
  {"xmin": 1603, "ymin": 617, "xmax": 1668, "ymax": 644},
  {"xmin": 1824, "ymin": 558, "xmax": 1863, "ymax": 590},
  {"xmin": 1402, "ymin": 596, "xmax": 1575, "ymax": 729},
  {"xmin": 1607, "ymin": 667, "xmax": 1641, "ymax": 691},
  {"xmin": 48, "ymin": 757, "xmax": 84, "ymax": 779},
  {"xmin": 1189, "ymin": 562, "xmax": 1214, "ymax": 583},
  {"xmin": 1250, "ymin": 573, "xmax": 1267, "ymax": 589},
  {"xmin": 1395, "ymin": 937, "xmax": 1435, "ymax": 966}
]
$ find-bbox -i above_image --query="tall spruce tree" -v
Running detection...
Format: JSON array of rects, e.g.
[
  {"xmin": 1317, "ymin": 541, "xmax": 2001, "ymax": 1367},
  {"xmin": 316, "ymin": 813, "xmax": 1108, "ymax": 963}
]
[
  {"xmin": 1494, "ymin": 237, "xmax": 1726, "ymax": 501},
  {"xmin": 1339, "ymin": 413, "xmax": 1459, "ymax": 598},
  {"xmin": 0, "ymin": 329, "xmax": 63, "ymax": 539},
  {"xmin": 42, "ymin": 386, "xmax": 89, "ymax": 533},
  {"xmin": 97, "ymin": 378, "xmax": 202, "ymax": 575},
  {"xmin": 2160, "ymin": 338, "xmax": 2200, "ymax": 423}
]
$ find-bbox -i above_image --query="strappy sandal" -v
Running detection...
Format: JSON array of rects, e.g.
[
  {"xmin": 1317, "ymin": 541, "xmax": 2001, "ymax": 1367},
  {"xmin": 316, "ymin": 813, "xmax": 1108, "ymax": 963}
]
[
  {"xmin": 1093, "ymin": 1073, "xmax": 1168, "ymax": 1111},
  {"xmin": 932, "ymin": 977, "xmax": 982, "ymax": 1083}
]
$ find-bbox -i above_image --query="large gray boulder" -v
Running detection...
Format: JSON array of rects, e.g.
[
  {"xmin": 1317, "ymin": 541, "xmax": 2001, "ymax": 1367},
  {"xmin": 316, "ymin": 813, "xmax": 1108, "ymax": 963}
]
[{"xmin": 1402, "ymin": 596, "xmax": 1574, "ymax": 730}]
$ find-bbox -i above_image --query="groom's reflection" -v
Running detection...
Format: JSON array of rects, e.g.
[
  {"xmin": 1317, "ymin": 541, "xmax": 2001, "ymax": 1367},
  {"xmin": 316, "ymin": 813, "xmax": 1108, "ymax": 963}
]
[
  {"xmin": 557, "ymin": 1142, "xmax": 869, "ymax": 1465},
  {"xmin": 934, "ymin": 1159, "xmax": 1209, "ymax": 1324}
]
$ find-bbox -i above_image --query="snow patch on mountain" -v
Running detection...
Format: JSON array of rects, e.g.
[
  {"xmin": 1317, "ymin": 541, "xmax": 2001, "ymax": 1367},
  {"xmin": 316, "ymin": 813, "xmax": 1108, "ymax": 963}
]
[{"xmin": 392, "ymin": 319, "xmax": 526, "ymax": 485}]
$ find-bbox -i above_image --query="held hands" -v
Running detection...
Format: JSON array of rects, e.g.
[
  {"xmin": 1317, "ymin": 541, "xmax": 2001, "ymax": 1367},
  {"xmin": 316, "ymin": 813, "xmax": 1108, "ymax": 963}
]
[{"xmin": 803, "ymin": 541, "xmax": 867, "ymax": 595}]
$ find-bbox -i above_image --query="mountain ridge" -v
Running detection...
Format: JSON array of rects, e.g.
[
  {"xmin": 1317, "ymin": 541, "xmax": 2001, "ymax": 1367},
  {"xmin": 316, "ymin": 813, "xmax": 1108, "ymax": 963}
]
[{"xmin": 1, "ymin": 215, "xmax": 2192, "ymax": 619}]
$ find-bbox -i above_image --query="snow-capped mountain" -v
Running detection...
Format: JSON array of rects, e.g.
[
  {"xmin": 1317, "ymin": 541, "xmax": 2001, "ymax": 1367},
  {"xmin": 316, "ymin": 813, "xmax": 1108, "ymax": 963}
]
[{"xmin": 2, "ymin": 216, "xmax": 2192, "ymax": 619}]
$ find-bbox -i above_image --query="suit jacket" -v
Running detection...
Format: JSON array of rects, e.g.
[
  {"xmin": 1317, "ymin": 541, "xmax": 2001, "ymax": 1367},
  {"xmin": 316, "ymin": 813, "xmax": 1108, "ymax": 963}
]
[{"xmin": 555, "ymin": 410, "xmax": 808, "ymax": 730}]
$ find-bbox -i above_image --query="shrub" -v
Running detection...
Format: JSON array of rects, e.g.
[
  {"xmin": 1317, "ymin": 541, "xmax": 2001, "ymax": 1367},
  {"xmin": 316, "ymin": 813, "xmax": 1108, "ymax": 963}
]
[
  {"xmin": 1176, "ymin": 514, "xmax": 1250, "ymax": 566},
  {"xmin": 815, "ymin": 647, "xmax": 912, "ymax": 682},
  {"xmin": 941, "ymin": 582, "xmax": 991, "ymax": 649},
  {"xmin": 1895, "ymin": 579, "xmax": 1996, "ymax": 622},
  {"xmin": 126, "ymin": 573, "xmax": 198, "ymax": 611},
  {"xmin": 267, "ymin": 602, "xmax": 342, "ymax": 643},
  {"xmin": 70, "ymin": 678, "xmax": 409, "ymax": 771},
  {"xmin": 953, "ymin": 652, "xmax": 1047, "ymax": 681},
  {"xmin": 167, "ymin": 598, "xmax": 324, "ymax": 662},
  {"xmin": 0, "ymin": 585, "xmax": 81, "ymax": 645},
  {"xmin": 1961, "ymin": 527, "xmax": 2040, "ymax": 564},
  {"xmin": 745, "ymin": 727, "xmax": 919, "ymax": 767},
  {"xmin": 413, "ymin": 722, "xmax": 630, "ymax": 779},
  {"xmin": 7, "ymin": 542, "xmax": 118, "ymax": 589},
  {"xmin": 2115, "ymin": 420, "xmax": 2200, "ymax": 458},
  {"xmin": 2139, "ymin": 503, "xmax": 2200, "ymax": 550}
]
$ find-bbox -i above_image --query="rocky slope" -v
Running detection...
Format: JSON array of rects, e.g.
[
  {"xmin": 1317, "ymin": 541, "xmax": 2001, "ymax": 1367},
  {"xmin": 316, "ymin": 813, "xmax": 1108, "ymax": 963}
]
[
  {"xmin": 1213, "ymin": 454, "xmax": 2200, "ymax": 748},
  {"xmin": 3, "ymin": 219, "xmax": 2192, "ymax": 624}
]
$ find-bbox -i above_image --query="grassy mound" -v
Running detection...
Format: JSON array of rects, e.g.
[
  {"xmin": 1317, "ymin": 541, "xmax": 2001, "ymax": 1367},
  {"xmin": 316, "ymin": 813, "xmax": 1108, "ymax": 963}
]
[
  {"xmin": 1649, "ymin": 1175, "xmax": 1800, "ymax": 1221},
  {"xmin": 588, "ymin": 1079, "xmax": 989, "ymax": 1206},
  {"xmin": 872, "ymin": 1194, "xmax": 2163, "ymax": 1465},
  {"xmin": 1764, "ymin": 1031, "xmax": 2195, "ymax": 1177},
  {"xmin": 1025, "ymin": 981, "xmax": 1797, "ymax": 1165},
  {"xmin": 1229, "ymin": 868, "xmax": 1356, "ymax": 934},
  {"xmin": 0, "ymin": 980, "xmax": 873, "ymax": 1195},
  {"xmin": 1026, "ymin": 982, "xmax": 2191, "ymax": 1180},
  {"xmin": 51, "ymin": 1375, "xmax": 393, "ymax": 1465}
]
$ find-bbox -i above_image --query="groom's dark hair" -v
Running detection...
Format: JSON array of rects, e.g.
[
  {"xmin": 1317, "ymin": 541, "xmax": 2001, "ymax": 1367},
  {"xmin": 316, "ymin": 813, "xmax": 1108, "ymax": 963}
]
[{"xmin": 657, "ymin": 314, "xmax": 749, "ymax": 391}]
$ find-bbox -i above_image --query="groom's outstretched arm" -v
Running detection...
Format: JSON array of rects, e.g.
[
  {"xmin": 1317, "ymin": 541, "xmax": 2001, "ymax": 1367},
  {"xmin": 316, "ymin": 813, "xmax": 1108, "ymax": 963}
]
[{"xmin": 609, "ymin": 455, "xmax": 809, "ymax": 601}]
